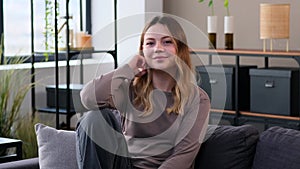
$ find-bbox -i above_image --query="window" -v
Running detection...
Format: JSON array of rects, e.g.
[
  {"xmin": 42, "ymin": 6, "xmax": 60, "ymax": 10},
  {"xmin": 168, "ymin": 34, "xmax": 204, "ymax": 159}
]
[
  {"xmin": 3, "ymin": 0, "xmax": 31, "ymax": 56},
  {"xmin": 3, "ymin": 0, "xmax": 81, "ymax": 59}
]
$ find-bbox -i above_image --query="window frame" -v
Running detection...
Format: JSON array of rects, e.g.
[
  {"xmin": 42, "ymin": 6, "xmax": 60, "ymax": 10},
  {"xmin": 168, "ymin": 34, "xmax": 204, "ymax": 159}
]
[{"xmin": 0, "ymin": 0, "xmax": 91, "ymax": 64}]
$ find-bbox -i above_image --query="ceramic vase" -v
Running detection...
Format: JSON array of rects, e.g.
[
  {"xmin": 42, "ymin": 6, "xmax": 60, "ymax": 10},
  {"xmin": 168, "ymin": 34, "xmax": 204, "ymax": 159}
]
[
  {"xmin": 207, "ymin": 16, "xmax": 217, "ymax": 49},
  {"xmin": 224, "ymin": 16, "xmax": 234, "ymax": 50}
]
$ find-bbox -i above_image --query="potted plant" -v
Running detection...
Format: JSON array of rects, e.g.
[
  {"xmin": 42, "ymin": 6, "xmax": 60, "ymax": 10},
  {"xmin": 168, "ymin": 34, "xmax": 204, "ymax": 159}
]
[
  {"xmin": 198, "ymin": 0, "xmax": 217, "ymax": 49},
  {"xmin": 44, "ymin": 0, "xmax": 64, "ymax": 61},
  {"xmin": 0, "ymin": 34, "xmax": 40, "ymax": 159},
  {"xmin": 223, "ymin": 0, "xmax": 234, "ymax": 50}
]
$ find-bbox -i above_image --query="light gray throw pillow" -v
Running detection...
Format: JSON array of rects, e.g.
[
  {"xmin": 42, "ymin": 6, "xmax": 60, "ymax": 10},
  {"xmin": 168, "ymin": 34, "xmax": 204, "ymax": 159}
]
[{"xmin": 35, "ymin": 123, "xmax": 78, "ymax": 169}]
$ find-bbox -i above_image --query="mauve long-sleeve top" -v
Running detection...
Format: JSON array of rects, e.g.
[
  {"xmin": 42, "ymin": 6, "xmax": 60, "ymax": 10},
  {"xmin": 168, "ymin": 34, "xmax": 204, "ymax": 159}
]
[{"xmin": 80, "ymin": 64, "xmax": 210, "ymax": 169}]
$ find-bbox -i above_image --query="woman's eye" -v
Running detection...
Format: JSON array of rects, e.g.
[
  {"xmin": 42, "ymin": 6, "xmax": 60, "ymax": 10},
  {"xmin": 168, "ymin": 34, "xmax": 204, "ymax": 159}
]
[
  {"xmin": 145, "ymin": 42, "xmax": 154, "ymax": 46},
  {"xmin": 163, "ymin": 40, "xmax": 173, "ymax": 45}
]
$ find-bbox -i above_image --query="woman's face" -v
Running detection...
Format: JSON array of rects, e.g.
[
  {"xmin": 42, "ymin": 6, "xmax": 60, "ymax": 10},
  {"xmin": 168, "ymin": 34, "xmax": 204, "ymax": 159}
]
[{"xmin": 142, "ymin": 23, "xmax": 177, "ymax": 71}]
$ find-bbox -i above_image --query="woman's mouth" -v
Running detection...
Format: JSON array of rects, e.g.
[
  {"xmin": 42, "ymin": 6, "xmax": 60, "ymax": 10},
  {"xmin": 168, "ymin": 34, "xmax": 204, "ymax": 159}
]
[{"xmin": 153, "ymin": 56, "xmax": 168, "ymax": 60}]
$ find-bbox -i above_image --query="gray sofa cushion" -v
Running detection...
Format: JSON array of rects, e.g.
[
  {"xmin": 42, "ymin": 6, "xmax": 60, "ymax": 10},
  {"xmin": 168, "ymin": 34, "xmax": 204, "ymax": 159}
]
[
  {"xmin": 0, "ymin": 157, "xmax": 39, "ymax": 169},
  {"xmin": 194, "ymin": 125, "xmax": 259, "ymax": 169},
  {"xmin": 35, "ymin": 123, "xmax": 78, "ymax": 169},
  {"xmin": 252, "ymin": 126, "xmax": 300, "ymax": 169}
]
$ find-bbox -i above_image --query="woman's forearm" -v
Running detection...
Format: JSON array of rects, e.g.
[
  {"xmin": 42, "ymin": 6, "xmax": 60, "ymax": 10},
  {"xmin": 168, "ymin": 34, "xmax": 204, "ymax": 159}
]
[
  {"xmin": 80, "ymin": 71, "xmax": 115, "ymax": 110},
  {"xmin": 80, "ymin": 64, "xmax": 136, "ymax": 110}
]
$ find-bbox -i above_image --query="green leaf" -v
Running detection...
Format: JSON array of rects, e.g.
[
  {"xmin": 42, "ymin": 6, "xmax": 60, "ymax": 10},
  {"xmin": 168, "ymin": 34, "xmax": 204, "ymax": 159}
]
[
  {"xmin": 198, "ymin": 0, "xmax": 215, "ymax": 15},
  {"xmin": 224, "ymin": 0, "xmax": 230, "ymax": 16},
  {"xmin": 208, "ymin": 0, "xmax": 213, "ymax": 7},
  {"xmin": 224, "ymin": 0, "xmax": 229, "ymax": 8}
]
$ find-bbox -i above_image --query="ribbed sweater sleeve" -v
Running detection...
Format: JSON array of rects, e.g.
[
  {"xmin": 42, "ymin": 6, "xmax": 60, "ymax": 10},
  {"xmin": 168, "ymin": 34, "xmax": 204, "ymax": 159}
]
[{"xmin": 80, "ymin": 64, "xmax": 135, "ymax": 111}]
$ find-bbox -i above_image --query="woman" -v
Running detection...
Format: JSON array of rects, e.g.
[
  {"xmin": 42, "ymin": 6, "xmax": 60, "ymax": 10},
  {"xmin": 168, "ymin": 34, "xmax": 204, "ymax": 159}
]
[{"xmin": 76, "ymin": 15, "xmax": 210, "ymax": 169}]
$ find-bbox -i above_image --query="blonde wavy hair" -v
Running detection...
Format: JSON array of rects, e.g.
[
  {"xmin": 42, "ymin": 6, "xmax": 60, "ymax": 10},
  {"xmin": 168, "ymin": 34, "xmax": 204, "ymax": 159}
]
[{"xmin": 133, "ymin": 16, "xmax": 196, "ymax": 116}]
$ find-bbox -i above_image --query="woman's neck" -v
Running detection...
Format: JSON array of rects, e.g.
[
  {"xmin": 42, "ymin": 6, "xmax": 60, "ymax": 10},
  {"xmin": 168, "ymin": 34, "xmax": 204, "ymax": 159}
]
[{"xmin": 151, "ymin": 69, "xmax": 176, "ymax": 92}]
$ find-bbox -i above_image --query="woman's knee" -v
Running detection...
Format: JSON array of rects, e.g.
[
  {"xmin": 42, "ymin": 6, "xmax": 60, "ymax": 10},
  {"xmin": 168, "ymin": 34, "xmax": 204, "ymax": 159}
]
[
  {"xmin": 76, "ymin": 108, "xmax": 121, "ymax": 133},
  {"xmin": 76, "ymin": 109, "xmax": 126, "ymax": 157}
]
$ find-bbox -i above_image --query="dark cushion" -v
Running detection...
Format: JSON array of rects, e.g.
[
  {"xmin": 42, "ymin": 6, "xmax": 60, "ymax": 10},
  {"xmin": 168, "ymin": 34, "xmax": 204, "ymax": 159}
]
[
  {"xmin": 194, "ymin": 125, "xmax": 259, "ymax": 169},
  {"xmin": 252, "ymin": 126, "xmax": 300, "ymax": 169}
]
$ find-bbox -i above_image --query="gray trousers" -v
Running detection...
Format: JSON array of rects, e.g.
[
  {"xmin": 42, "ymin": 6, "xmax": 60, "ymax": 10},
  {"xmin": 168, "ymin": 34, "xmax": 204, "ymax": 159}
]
[{"xmin": 76, "ymin": 108, "xmax": 133, "ymax": 169}]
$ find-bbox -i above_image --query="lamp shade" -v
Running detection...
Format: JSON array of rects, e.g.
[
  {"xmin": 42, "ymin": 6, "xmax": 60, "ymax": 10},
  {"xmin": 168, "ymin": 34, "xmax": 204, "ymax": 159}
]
[{"xmin": 260, "ymin": 4, "xmax": 290, "ymax": 39}]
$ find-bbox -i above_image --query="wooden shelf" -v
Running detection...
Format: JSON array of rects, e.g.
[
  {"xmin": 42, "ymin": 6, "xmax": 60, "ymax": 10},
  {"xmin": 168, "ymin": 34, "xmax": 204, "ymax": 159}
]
[
  {"xmin": 210, "ymin": 109, "xmax": 300, "ymax": 121},
  {"xmin": 58, "ymin": 46, "xmax": 94, "ymax": 52},
  {"xmin": 240, "ymin": 111, "xmax": 300, "ymax": 121},
  {"xmin": 210, "ymin": 109, "xmax": 235, "ymax": 114},
  {"xmin": 191, "ymin": 48, "xmax": 300, "ymax": 58}
]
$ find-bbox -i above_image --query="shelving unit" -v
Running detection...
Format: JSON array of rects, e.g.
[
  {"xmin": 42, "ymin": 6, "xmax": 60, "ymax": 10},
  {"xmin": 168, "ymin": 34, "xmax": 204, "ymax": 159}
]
[
  {"xmin": 31, "ymin": 0, "xmax": 118, "ymax": 129},
  {"xmin": 193, "ymin": 49, "xmax": 300, "ymax": 130}
]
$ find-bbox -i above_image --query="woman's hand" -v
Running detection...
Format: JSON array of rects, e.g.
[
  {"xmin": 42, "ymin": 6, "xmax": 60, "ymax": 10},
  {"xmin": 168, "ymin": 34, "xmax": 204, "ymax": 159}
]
[{"xmin": 128, "ymin": 54, "xmax": 148, "ymax": 77}]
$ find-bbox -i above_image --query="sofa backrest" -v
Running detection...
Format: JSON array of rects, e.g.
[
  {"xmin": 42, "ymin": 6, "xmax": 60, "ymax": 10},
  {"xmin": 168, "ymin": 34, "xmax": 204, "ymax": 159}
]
[
  {"xmin": 194, "ymin": 124, "xmax": 259, "ymax": 169},
  {"xmin": 252, "ymin": 126, "xmax": 300, "ymax": 169}
]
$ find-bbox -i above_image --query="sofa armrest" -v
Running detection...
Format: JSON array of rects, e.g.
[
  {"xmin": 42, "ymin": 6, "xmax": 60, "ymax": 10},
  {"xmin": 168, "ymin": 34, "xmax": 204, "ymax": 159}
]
[{"xmin": 0, "ymin": 157, "xmax": 39, "ymax": 169}]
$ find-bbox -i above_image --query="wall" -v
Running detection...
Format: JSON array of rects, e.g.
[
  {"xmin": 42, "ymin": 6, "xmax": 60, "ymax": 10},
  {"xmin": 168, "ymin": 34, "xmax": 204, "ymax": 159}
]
[
  {"xmin": 92, "ymin": 0, "xmax": 163, "ymax": 66},
  {"xmin": 163, "ymin": 0, "xmax": 300, "ymax": 67}
]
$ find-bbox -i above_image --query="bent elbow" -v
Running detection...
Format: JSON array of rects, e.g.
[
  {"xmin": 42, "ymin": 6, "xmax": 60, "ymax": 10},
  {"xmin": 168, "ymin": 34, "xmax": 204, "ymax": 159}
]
[{"xmin": 80, "ymin": 87, "xmax": 97, "ymax": 110}]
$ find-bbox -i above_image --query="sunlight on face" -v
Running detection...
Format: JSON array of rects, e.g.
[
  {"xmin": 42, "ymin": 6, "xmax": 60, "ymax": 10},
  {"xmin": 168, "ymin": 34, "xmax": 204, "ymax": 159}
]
[{"xmin": 143, "ymin": 24, "xmax": 177, "ymax": 71}]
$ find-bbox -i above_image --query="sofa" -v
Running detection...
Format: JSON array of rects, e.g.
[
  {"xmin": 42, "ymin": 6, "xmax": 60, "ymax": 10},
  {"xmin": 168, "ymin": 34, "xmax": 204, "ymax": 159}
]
[{"xmin": 1, "ymin": 123, "xmax": 300, "ymax": 169}]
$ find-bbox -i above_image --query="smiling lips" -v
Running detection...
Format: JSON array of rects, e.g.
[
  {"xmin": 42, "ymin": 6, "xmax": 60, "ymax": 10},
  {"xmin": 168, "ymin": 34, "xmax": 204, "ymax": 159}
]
[{"xmin": 153, "ymin": 56, "xmax": 168, "ymax": 60}]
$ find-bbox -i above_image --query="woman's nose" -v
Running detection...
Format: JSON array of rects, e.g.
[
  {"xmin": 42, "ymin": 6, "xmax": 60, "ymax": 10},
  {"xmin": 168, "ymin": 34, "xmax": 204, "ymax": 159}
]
[{"xmin": 154, "ymin": 42, "xmax": 164, "ymax": 52}]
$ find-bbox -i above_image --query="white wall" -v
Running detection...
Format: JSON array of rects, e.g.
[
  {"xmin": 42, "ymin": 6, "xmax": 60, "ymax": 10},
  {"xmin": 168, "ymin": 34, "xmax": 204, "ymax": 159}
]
[
  {"xmin": 164, "ymin": 0, "xmax": 300, "ymax": 67},
  {"xmin": 91, "ymin": 0, "xmax": 163, "ymax": 66}
]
